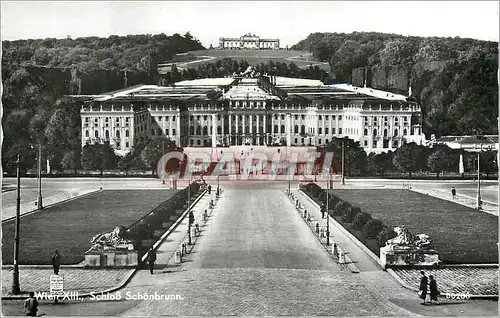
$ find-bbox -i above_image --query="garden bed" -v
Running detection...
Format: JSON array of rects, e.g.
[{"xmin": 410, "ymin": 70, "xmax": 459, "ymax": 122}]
[
  {"xmin": 2, "ymin": 189, "xmax": 177, "ymax": 265},
  {"xmin": 331, "ymin": 189, "xmax": 498, "ymax": 264}
]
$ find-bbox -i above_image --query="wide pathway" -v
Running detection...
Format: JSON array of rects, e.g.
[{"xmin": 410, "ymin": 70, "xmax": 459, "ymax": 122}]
[{"xmin": 121, "ymin": 185, "xmax": 416, "ymax": 316}]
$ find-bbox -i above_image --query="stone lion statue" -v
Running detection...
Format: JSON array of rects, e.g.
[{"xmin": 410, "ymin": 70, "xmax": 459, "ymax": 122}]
[
  {"xmin": 89, "ymin": 225, "xmax": 131, "ymax": 250},
  {"xmin": 385, "ymin": 226, "xmax": 433, "ymax": 250}
]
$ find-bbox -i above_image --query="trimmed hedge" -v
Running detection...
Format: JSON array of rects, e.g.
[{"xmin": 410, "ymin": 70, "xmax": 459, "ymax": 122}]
[
  {"xmin": 363, "ymin": 219, "xmax": 385, "ymax": 240},
  {"xmin": 125, "ymin": 182, "xmax": 202, "ymax": 255},
  {"xmin": 351, "ymin": 212, "xmax": 372, "ymax": 230},
  {"xmin": 301, "ymin": 182, "xmax": 389, "ymax": 246}
]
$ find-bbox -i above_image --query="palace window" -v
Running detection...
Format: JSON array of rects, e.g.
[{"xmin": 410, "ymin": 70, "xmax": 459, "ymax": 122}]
[
  {"xmin": 203, "ymin": 115, "xmax": 207, "ymax": 121},
  {"xmin": 319, "ymin": 115, "xmax": 322, "ymax": 120},
  {"xmin": 364, "ymin": 140, "xmax": 368, "ymax": 146},
  {"xmin": 172, "ymin": 116, "xmax": 176, "ymax": 121},
  {"xmin": 274, "ymin": 125, "xmax": 278, "ymax": 133},
  {"xmin": 281, "ymin": 115, "xmax": 285, "ymax": 120},
  {"xmin": 190, "ymin": 127, "xmax": 194, "ymax": 135},
  {"xmin": 274, "ymin": 114, "xmax": 278, "ymax": 120},
  {"xmin": 300, "ymin": 125, "xmax": 305, "ymax": 134},
  {"xmin": 403, "ymin": 129, "xmax": 407, "ymax": 136},
  {"xmin": 203, "ymin": 126, "xmax": 208, "ymax": 135},
  {"xmin": 295, "ymin": 115, "xmax": 298, "ymax": 120},
  {"xmin": 116, "ymin": 130, "xmax": 121, "ymax": 138},
  {"xmin": 126, "ymin": 117, "xmax": 129, "ymax": 123},
  {"xmin": 158, "ymin": 128, "xmax": 162, "ymax": 135},
  {"xmin": 338, "ymin": 128, "xmax": 342, "ymax": 135},
  {"xmin": 190, "ymin": 139, "xmax": 194, "ymax": 146},
  {"xmin": 126, "ymin": 142, "xmax": 129, "ymax": 148},
  {"xmin": 280, "ymin": 125, "xmax": 285, "ymax": 133},
  {"xmin": 217, "ymin": 126, "xmax": 222, "ymax": 134},
  {"xmin": 94, "ymin": 131, "xmax": 99, "ymax": 138},
  {"xmin": 325, "ymin": 127, "xmax": 329, "ymax": 134},
  {"xmin": 165, "ymin": 129, "xmax": 169, "ymax": 135},
  {"xmin": 105, "ymin": 130, "xmax": 110, "ymax": 139},
  {"xmin": 190, "ymin": 115, "xmax": 194, "ymax": 121},
  {"xmin": 373, "ymin": 140, "xmax": 377, "ymax": 148},
  {"xmin": 125, "ymin": 130, "xmax": 129, "ymax": 137},
  {"xmin": 394, "ymin": 129, "xmax": 398, "ymax": 137},
  {"xmin": 197, "ymin": 140, "xmax": 201, "ymax": 145},
  {"xmin": 325, "ymin": 115, "xmax": 329, "ymax": 120},
  {"xmin": 384, "ymin": 129, "xmax": 388, "ymax": 137},
  {"xmin": 116, "ymin": 142, "xmax": 121, "ymax": 149},
  {"xmin": 105, "ymin": 118, "xmax": 109, "ymax": 123},
  {"xmin": 364, "ymin": 129, "xmax": 368, "ymax": 136},
  {"xmin": 85, "ymin": 130, "xmax": 89, "ymax": 137},
  {"xmin": 197, "ymin": 116, "xmax": 201, "ymax": 121},
  {"xmin": 218, "ymin": 115, "xmax": 221, "ymax": 121},
  {"xmin": 172, "ymin": 129, "xmax": 176, "ymax": 135},
  {"xmin": 294, "ymin": 125, "xmax": 299, "ymax": 133},
  {"xmin": 338, "ymin": 115, "xmax": 342, "ymax": 120},
  {"xmin": 318, "ymin": 127, "xmax": 322, "ymax": 134},
  {"xmin": 301, "ymin": 115, "xmax": 305, "ymax": 120}
]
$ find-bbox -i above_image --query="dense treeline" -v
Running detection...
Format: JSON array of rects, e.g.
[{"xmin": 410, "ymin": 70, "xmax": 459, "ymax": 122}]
[
  {"xmin": 2, "ymin": 33, "xmax": 204, "ymax": 172},
  {"xmin": 292, "ymin": 32, "xmax": 499, "ymax": 137},
  {"xmin": 317, "ymin": 137, "xmax": 497, "ymax": 179},
  {"xmin": 163, "ymin": 58, "xmax": 330, "ymax": 84}
]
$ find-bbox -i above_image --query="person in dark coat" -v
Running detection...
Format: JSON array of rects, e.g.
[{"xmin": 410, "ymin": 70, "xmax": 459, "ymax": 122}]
[
  {"xmin": 451, "ymin": 187, "xmax": 456, "ymax": 199},
  {"xmin": 147, "ymin": 248, "xmax": 157, "ymax": 275},
  {"xmin": 429, "ymin": 275, "xmax": 440, "ymax": 305},
  {"xmin": 24, "ymin": 292, "xmax": 38, "ymax": 316},
  {"xmin": 52, "ymin": 249, "xmax": 61, "ymax": 275},
  {"xmin": 419, "ymin": 271, "xmax": 428, "ymax": 304},
  {"xmin": 208, "ymin": 185, "xmax": 212, "ymax": 194}
]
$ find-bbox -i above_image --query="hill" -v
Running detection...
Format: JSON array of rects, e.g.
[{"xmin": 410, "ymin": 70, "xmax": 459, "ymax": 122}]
[{"xmin": 292, "ymin": 32, "xmax": 499, "ymax": 137}]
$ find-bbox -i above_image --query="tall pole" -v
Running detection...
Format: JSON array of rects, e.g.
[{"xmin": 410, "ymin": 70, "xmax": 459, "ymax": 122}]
[
  {"xmin": 12, "ymin": 154, "xmax": 21, "ymax": 294},
  {"xmin": 188, "ymin": 168, "xmax": 192, "ymax": 245},
  {"xmin": 162, "ymin": 140, "xmax": 165, "ymax": 184},
  {"xmin": 341, "ymin": 140, "xmax": 345, "ymax": 185},
  {"xmin": 477, "ymin": 150, "xmax": 482, "ymax": 209},
  {"xmin": 326, "ymin": 174, "xmax": 330, "ymax": 246},
  {"xmin": 37, "ymin": 142, "xmax": 43, "ymax": 209}
]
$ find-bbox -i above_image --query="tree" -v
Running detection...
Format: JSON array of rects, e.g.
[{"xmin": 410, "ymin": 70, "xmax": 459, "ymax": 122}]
[
  {"xmin": 393, "ymin": 142, "xmax": 427, "ymax": 178},
  {"xmin": 139, "ymin": 138, "xmax": 182, "ymax": 175},
  {"xmin": 81, "ymin": 143, "xmax": 119, "ymax": 175},
  {"xmin": 61, "ymin": 150, "xmax": 79, "ymax": 174},
  {"xmin": 427, "ymin": 149, "xmax": 450, "ymax": 179}
]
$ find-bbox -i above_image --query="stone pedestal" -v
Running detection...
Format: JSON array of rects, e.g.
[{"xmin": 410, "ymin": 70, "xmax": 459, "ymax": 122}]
[
  {"xmin": 84, "ymin": 245, "xmax": 138, "ymax": 268},
  {"xmin": 380, "ymin": 246, "xmax": 440, "ymax": 268}
]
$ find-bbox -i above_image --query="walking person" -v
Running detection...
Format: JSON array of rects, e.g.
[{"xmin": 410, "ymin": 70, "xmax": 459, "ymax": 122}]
[
  {"xmin": 51, "ymin": 249, "xmax": 61, "ymax": 275},
  {"xmin": 429, "ymin": 275, "xmax": 440, "ymax": 305},
  {"xmin": 24, "ymin": 292, "xmax": 38, "ymax": 316},
  {"xmin": 451, "ymin": 187, "xmax": 456, "ymax": 199},
  {"xmin": 147, "ymin": 248, "xmax": 157, "ymax": 275},
  {"xmin": 208, "ymin": 185, "xmax": 212, "ymax": 195},
  {"xmin": 419, "ymin": 271, "xmax": 428, "ymax": 305}
]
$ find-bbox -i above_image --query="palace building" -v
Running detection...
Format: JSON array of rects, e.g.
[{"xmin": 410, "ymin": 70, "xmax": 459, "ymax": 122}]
[
  {"xmin": 219, "ymin": 33, "xmax": 279, "ymax": 50},
  {"xmin": 76, "ymin": 70, "xmax": 426, "ymax": 156}
]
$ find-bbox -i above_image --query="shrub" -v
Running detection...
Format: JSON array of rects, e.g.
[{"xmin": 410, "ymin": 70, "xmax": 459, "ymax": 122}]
[
  {"xmin": 376, "ymin": 226, "xmax": 398, "ymax": 247},
  {"xmin": 128, "ymin": 220, "xmax": 151, "ymax": 241},
  {"xmin": 342, "ymin": 206, "xmax": 360, "ymax": 223},
  {"xmin": 333, "ymin": 201, "xmax": 349, "ymax": 216},
  {"xmin": 351, "ymin": 211, "xmax": 372, "ymax": 230},
  {"xmin": 363, "ymin": 218, "xmax": 385, "ymax": 239}
]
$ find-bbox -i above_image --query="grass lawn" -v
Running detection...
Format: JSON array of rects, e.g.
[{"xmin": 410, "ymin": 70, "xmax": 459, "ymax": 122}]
[
  {"xmin": 170, "ymin": 49, "xmax": 330, "ymax": 71},
  {"xmin": 2, "ymin": 189, "xmax": 176, "ymax": 265},
  {"xmin": 330, "ymin": 189, "xmax": 498, "ymax": 264}
]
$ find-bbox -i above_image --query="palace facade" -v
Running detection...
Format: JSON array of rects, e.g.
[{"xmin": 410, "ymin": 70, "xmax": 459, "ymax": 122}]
[
  {"xmin": 76, "ymin": 73, "xmax": 426, "ymax": 156},
  {"xmin": 219, "ymin": 33, "xmax": 279, "ymax": 50}
]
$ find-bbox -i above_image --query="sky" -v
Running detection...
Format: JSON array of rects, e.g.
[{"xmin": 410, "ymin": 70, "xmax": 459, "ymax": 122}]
[{"xmin": 1, "ymin": 1, "xmax": 499, "ymax": 47}]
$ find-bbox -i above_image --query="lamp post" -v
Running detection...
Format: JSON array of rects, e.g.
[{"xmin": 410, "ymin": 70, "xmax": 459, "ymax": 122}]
[
  {"xmin": 37, "ymin": 141, "xmax": 43, "ymax": 210},
  {"xmin": 341, "ymin": 140, "xmax": 345, "ymax": 185},
  {"xmin": 187, "ymin": 162, "xmax": 192, "ymax": 245},
  {"xmin": 162, "ymin": 140, "xmax": 165, "ymax": 184},
  {"xmin": 12, "ymin": 154, "xmax": 21, "ymax": 294},
  {"xmin": 477, "ymin": 146, "xmax": 482, "ymax": 210},
  {"xmin": 326, "ymin": 174, "xmax": 330, "ymax": 246}
]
